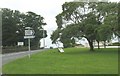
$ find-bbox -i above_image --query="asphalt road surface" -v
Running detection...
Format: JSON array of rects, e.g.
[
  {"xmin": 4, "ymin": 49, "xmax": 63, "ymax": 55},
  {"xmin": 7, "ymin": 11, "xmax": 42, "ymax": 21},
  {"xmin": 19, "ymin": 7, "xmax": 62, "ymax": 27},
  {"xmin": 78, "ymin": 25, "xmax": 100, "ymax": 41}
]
[{"xmin": 2, "ymin": 49, "xmax": 47, "ymax": 65}]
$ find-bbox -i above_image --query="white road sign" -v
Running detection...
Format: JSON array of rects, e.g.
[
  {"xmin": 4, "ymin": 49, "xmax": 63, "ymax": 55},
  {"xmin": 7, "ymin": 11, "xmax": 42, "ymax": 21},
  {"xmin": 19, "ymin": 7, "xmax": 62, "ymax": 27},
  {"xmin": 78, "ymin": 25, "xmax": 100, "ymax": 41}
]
[
  {"xmin": 18, "ymin": 42, "xmax": 24, "ymax": 46},
  {"xmin": 24, "ymin": 27, "xmax": 35, "ymax": 58},
  {"xmin": 24, "ymin": 36, "xmax": 35, "ymax": 39},
  {"xmin": 25, "ymin": 30, "xmax": 34, "ymax": 36}
]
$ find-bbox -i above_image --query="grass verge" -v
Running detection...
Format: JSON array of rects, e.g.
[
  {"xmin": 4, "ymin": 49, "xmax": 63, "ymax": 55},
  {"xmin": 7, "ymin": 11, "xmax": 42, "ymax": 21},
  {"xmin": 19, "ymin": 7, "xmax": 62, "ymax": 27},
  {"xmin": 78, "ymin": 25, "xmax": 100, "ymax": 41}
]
[{"xmin": 3, "ymin": 48, "xmax": 118, "ymax": 74}]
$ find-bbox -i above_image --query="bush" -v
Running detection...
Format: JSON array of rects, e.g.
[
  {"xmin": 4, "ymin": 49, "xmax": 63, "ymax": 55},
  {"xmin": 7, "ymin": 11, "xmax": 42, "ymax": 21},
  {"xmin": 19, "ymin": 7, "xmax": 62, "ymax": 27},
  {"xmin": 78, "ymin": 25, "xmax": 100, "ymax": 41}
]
[
  {"xmin": 2, "ymin": 46, "xmax": 28, "ymax": 54},
  {"xmin": 31, "ymin": 46, "xmax": 40, "ymax": 50}
]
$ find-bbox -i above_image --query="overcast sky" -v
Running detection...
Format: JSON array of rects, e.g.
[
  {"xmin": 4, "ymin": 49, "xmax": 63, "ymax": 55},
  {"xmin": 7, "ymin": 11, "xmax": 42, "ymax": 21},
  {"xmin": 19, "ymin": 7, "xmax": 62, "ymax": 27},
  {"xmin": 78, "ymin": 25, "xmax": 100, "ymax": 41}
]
[
  {"xmin": 0, "ymin": 0, "xmax": 74, "ymax": 48},
  {"xmin": 0, "ymin": 0, "xmax": 119, "ymax": 48}
]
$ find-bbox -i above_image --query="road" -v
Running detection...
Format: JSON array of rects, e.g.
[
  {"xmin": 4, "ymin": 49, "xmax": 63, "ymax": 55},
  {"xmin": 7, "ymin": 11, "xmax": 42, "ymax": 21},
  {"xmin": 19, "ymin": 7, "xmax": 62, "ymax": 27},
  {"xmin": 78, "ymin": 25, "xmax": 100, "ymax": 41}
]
[{"xmin": 2, "ymin": 49, "xmax": 47, "ymax": 65}]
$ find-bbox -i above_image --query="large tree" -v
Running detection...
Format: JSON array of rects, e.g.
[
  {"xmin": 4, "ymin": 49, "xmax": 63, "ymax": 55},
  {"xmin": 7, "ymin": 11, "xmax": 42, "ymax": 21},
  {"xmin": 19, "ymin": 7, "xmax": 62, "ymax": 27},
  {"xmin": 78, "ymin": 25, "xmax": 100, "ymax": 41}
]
[
  {"xmin": 2, "ymin": 8, "xmax": 19, "ymax": 46},
  {"xmin": 51, "ymin": 1, "xmax": 118, "ymax": 51},
  {"xmin": 2, "ymin": 8, "xmax": 47, "ymax": 49},
  {"xmin": 23, "ymin": 11, "xmax": 47, "ymax": 49}
]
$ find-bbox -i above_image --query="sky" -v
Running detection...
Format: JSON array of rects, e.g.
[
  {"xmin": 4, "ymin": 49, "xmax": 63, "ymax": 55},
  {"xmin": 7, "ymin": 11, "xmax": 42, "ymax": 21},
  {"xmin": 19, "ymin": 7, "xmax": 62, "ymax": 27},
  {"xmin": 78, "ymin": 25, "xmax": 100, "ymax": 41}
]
[{"xmin": 0, "ymin": 0, "xmax": 119, "ymax": 48}]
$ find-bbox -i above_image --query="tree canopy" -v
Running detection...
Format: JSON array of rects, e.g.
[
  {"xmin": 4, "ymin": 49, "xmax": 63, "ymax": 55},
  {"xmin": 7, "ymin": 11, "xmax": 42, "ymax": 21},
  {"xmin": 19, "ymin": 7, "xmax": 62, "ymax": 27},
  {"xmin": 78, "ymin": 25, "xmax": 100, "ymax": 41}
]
[
  {"xmin": 2, "ymin": 8, "xmax": 47, "ymax": 49},
  {"xmin": 51, "ymin": 1, "xmax": 118, "ymax": 51}
]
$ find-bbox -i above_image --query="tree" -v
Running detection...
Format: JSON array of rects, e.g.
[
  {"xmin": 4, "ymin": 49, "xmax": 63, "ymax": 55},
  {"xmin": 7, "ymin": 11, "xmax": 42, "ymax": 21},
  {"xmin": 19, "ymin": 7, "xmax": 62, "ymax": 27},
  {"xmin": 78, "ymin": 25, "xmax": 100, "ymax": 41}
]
[
  {"xmin": 51, "ymin": 28, "xmax": 61, "ymax": 45},
  {"xmin": 96, "ymin": 2, "xmax": 118, "ymax": 48},
  {"xmin": 60, "ymin": 24, "xmax": 78, "ymax": 48},
  {"xmin": 51, "ymin": 1, "xmax": 118, "ymax": 51},
  {"xmin": 96, "ymin": 25, "xmax": 113, "ymax": 48},
  {"xmin": 52, "ymin": 2, "xmax": 98, "ymax": 51},
  {"xmin": 2, "ymin": 8, "xmax": 19, "ymax": 46},
  {"xmin": 118, "ymin": 2, "xmax": 120, "ymax": 37},
  {"xmin": 2, "ymin": 8, "xmax": 47, "ymax": 49},
  {"xmin": 23, "ymin": 11, "xmax": 47, "ymax": 49}
]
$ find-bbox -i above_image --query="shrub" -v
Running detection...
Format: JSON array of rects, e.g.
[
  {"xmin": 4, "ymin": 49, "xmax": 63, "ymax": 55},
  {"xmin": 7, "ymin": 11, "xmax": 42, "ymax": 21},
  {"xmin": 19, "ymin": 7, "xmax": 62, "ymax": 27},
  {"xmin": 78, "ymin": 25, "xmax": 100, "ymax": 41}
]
[{"xmin": 2, "ymin": 46, "xmax": 28, "ymax": 54}]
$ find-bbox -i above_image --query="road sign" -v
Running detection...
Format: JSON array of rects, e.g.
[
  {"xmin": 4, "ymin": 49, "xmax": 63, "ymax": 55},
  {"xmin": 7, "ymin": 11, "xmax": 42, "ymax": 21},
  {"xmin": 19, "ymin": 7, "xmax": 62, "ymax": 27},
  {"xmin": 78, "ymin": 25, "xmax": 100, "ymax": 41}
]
[
  {"xmin": 25, "ymin": 30, "xmax": 34, "ymax": 36},
  {"xmin": 24, "ymin": 36, "xmax": 35, "ymax": 39},
  {"xmin": 18, "ymin": 42, "xmax": 24, "ymax": 46},
  {"xmin": 24, "ymin": 27, "xmax": 35, "ymax": 58}
]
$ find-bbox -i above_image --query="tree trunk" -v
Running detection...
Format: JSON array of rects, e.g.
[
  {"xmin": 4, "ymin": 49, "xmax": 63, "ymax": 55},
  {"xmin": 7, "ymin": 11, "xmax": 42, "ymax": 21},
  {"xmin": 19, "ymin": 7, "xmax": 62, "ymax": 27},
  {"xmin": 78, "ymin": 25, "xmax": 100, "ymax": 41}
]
[
  {"xmin": 96, "ymin": 40, "xmax": 100, "ymax": 49},
  {"xmin": 89, "ymin": 41, "xmax": 94, "ymax": 51},
  {"xmin": 87, "ymin": 38, "xmax": 94, "ymax": 51}
]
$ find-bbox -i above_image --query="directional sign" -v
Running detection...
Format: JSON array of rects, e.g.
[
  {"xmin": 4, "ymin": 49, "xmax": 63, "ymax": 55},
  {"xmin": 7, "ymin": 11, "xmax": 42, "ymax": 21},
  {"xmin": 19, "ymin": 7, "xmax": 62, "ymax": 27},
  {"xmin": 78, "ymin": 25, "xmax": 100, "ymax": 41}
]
[
  {"xmin": 24, "ymin": 36, "xmax": 35, "ymax": 39},
  {"xmin": 24, "ymin": 27, "xmax": 35, "ymax": 58},
  {"xmin": 25, "ymin": 30, "xmax": 34, "ymax": 36}
]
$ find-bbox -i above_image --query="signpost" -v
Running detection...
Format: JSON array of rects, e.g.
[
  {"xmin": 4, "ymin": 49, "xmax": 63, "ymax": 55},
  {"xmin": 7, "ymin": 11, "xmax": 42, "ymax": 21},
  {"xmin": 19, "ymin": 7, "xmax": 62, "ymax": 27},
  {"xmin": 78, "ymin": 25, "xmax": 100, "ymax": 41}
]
[{"xmin": 24, "ymin": 27, "xmax": 35, "ymax": 58}]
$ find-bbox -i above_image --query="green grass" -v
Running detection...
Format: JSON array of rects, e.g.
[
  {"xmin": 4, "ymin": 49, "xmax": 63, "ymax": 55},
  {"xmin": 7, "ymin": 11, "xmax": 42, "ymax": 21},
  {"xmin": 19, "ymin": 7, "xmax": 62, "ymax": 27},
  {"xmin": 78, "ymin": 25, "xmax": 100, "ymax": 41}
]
[{"xmin": 3, "ymin": 48, "xmax": 118, "ymax": 74}]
